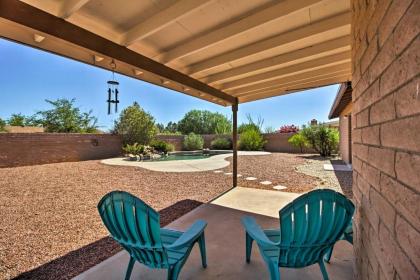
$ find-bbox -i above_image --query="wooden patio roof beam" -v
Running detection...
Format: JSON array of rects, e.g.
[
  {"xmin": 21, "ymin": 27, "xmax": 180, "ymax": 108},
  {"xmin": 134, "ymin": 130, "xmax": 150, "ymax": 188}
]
[
  {"xmin": 0, "ymin": 0, "xmax": 236, "ymax": 104},
  {"xmin": 221, "ymin": 51, "xmax": 350, "ymax": 90},
  {"xmin": 122, "ymin": 0, "xmax": 213, "ymax": 46},
  {"xmin": 230, "ymin": 62, "xmax": 351, "ymax": 95},
  {"xmin": 57, "ymin": 0, "xmax": 90, "ymax": 19},
  {"xmin": 238, "ymin": 74, "xmax": 351, "ymax": 103},
  {"xmin": 204, "ymin": 35, "xmax": 350, "ymax": 84},
  {"xmin": 186, "ymin": 11, "xmax": 351, "ymax": 75},
  {"xmin": 157, "ymin": 0, "xmax": 322, "ymax": 64}
]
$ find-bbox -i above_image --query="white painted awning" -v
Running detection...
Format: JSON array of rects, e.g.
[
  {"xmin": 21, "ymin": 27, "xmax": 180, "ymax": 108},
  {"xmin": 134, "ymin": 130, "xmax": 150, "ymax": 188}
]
[{"xmin": 0, "ymin": 0, "xmax": 351, "ymax": 105}]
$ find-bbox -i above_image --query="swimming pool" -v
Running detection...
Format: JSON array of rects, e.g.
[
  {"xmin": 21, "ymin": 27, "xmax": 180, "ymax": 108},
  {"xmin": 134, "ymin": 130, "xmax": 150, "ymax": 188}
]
[{"xmin": 152, "ymin": 153, "xmax": 213, "ymax": 161}]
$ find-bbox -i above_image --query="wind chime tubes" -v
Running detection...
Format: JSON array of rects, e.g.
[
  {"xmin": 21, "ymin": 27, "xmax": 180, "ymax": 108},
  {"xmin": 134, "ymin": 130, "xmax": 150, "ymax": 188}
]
[{"xmin": 107, "ymin": 59, "xmax": 120, "ymax": 115}]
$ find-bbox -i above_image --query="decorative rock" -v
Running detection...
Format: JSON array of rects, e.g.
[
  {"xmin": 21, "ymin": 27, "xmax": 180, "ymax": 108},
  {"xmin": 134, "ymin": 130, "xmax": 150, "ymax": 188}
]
[
  {"xmin": 245, "ymin": 177, "xmax": 257, "ymax": 181},
  {"xmin": 224, "ymin": 172, "xmax": 233, "ymax": 175},
  {"xmin": 260, "ymin": 181, "xmax": 272, "ymax": 185},
  {"xmin": 214, "ymin": 170, "xmax": 223, "ymax": 173},
  {"xmin": 273, "ymin": 185, "xmax": 287, "ymax": 190}
]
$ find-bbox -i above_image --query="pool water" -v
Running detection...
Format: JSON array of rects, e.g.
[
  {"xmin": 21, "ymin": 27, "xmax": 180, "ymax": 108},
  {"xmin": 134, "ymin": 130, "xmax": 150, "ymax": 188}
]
[{"xmin": 154, "ymin": 154, "xmax": 212, "ymax": 161}]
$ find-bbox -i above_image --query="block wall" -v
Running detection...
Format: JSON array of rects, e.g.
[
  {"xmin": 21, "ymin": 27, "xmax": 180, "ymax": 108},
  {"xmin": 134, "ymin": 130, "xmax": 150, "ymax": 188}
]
[{"xmin": 351, "ymin": 0, "xmax": 419, "ymax": 279}]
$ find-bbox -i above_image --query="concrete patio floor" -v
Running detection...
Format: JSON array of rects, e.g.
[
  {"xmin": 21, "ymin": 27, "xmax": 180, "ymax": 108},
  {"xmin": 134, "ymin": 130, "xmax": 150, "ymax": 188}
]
[{"xmin": 74, "ymin": 188, "xmax": 353, "ymax": 280}]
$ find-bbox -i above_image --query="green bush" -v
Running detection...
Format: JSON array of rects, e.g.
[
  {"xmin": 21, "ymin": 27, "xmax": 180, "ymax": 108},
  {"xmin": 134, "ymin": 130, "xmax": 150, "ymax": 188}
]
[
  {"xmin": 113, "ymin": 102, "xmax": 157, "ymax": 145},
  {"xmin": 301, "ymin": 125, "xmax": 339, "ymax": 157},
  {"xmin": 288, "ymin": 133, "xmax": 309, "ymax": 153},
  {"xmin": 178, "ymin": 110, "xmax": 231, "ymax": 134},
  {"xmin": 8, "ymin": 113, "xmax": 26, "ymax": 127},
  {"xmin": 183, "ymin": 133, "xmax": 204, "ymax": 151},
  {"xmin": 239, "ymin": 128, "xmax": 266, "ymax": 151},
  {"xmin": 151, "ymin": 139, "xmax": 175, "ymax": 153},
  {"xmin": 0, "ymin": 118, "xmax": 6, "ymax": 132},
  {"xmin": 122, "ymin": 143, "xmax": 144, "ymax": 156},
  {"xmin": 210, "ymin": 137, "xmax": 232, "ymax": 150}
]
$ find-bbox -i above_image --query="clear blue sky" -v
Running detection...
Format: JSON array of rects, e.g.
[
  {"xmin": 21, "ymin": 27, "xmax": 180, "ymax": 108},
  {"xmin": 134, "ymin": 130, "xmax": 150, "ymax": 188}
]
[{"xmin": 0, "ymin": 38, "xmax": 338, "ymax": 131}]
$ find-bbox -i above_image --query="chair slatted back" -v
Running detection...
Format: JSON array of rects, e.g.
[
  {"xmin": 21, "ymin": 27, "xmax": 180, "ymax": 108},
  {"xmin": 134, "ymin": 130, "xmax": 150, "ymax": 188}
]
[
  {"xmin": 278, "ymin": 189, "xmax": 354, "ymax": 267},
  {"xmin": 98, "ymin": 191, "xmax": 169, "ymax": 268}
]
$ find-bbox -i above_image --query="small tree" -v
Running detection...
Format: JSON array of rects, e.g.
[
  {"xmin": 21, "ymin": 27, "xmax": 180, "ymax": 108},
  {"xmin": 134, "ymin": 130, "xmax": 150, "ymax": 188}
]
[
  {"xmin": 288, "ymin": 133, "xmax": 308, "ymax": 153},
  {"xmin": 8, "ymin": 113, "xmax": 26, "ymax": 127},
  {"xmin": 301, "ymin": 125, "xmax": 339, "ymax": 157},
  {"xmin": 0, "ymin": 118, "xmax": 6, "ymax": 132},
  {"xmin": 178, "ymin": 110, "xmax": 231, "ymax": 134},
  {"xmin": 114, "ymin": 102, "xmax": 157, "ymax": 145},
  {"xmin": 35, "ymin": 98, "xmax": 98, "ymax": 133}
]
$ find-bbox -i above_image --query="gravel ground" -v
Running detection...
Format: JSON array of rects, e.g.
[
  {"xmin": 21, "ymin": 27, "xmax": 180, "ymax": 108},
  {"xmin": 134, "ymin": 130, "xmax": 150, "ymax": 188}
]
[
  {"xmin": 294, "ymin": 155, "xmax": 353, "ymax": 198},
  {"xmin": 224, "ymin": 153, "xmax": 320, "ymax": 193},
  {"xmin": 0, "ymin": 153, "xmax": 350, "ymax": 280}
]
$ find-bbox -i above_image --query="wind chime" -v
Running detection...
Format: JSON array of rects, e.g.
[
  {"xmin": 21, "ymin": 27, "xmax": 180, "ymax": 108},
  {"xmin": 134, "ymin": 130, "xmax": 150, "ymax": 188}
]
[{"xmin": 107, "ymin": 59, "xmax": 120, "ymax": 115}]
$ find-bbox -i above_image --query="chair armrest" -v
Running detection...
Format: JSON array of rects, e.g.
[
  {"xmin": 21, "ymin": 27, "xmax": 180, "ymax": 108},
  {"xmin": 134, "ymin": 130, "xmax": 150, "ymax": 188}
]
[
  {"xmin": 165, "ymin": 220, "xmax": 207, "ymax": 250},
  {"xmin": 241, "ymin": 216, "xmax": 279, "ymax": 248}
]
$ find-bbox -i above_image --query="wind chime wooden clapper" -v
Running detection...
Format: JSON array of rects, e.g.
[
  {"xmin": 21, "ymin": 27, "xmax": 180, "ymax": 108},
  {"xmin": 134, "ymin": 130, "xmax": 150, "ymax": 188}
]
[{"xmin": 107, "ymin": 59, "xmax": 120, "ymax": 115}]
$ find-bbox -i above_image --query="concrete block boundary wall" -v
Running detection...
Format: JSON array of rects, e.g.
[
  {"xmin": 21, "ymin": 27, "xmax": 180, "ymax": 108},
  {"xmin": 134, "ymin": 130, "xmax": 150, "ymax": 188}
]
[
  {"xmin": 156, "ymin": 132, "xmax": 314, "ymax": 153},
  {"xmin": 351, "ymin": 0, "xmax": 420, "ymax": 279},
  {"xmin": 0, "ymin": 133, "xmax": 122, "ymax": 168},
  {"xmin": 0, "ymin": 132, "xmax": 310, "ymax": 168}
]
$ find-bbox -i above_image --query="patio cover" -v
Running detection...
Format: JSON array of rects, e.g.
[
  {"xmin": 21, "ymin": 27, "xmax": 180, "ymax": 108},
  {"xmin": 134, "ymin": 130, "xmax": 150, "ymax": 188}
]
[{"xmin": 0, "ymin": 0, "xmax": 351, "ymax": 105}]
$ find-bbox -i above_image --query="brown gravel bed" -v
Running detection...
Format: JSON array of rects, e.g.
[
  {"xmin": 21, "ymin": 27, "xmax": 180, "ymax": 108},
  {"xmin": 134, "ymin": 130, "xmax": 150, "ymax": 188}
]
[{"xmin": 0, "ymin": 161, "xmax": 230, "ymax": 280}]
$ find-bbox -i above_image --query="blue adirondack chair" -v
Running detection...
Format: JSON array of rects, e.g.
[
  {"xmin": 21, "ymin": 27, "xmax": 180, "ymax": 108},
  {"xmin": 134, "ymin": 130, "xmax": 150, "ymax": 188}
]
[
  {"xmin": 324, "ymin": 219, "xmax": 353, "ymax": 263},
  {"xmin": 242, "ymin": 189, "xmax": 354, "ymax": 280},
  {"xmin": 98, "ymin": 191, "xmax": 207, "ymax": 280}
]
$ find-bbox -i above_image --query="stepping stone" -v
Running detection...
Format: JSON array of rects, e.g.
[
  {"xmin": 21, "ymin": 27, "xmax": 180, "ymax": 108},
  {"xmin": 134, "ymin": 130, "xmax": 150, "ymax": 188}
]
[
  {"xmin": 224, "ymin": 172, "xmax": 233, "ymax": 175},
  {"xmin": 213, "ymin": 170, "xmax": 223, "ymax": 173},
  {"xmin": 237, "ymin": 174, "xmax": 243, "ymax": 177},
  {"xmin": 245, "ymin": 177, "xmax": 257, "ymax": 181},
  {"xmin": 273, "ymin": 185, "xmax": 287, "ymax": 190},
  {"xmin": 260, "ymin": 181, "xmax": 272, "ymax": 185}
]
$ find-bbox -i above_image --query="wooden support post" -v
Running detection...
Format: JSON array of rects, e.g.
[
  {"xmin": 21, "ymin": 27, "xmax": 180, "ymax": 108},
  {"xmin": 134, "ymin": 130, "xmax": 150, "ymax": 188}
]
[{"xmin": 232, "ymin": 101, "xmax": 238, "ymax": 187}]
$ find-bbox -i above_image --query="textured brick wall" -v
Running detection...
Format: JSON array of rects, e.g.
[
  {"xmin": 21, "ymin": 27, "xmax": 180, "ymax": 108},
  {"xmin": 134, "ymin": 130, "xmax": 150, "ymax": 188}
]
[
  {"xmin": 339, "ymin": 115, "xmax": 351, "ymax": 164},
  {"xmin": 351, "ymin": 0, "xmax": 419, "ymax": 279},
  {"xmin": 0, "ymin": 133, "xmax": 122, "ymax": 167}
]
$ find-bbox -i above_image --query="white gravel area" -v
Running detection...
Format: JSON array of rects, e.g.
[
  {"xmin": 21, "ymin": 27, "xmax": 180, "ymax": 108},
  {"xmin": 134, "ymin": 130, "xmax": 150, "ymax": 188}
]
[{"xmin": 295, "ymin": 155, "xmax": 353, "ymax": 197}]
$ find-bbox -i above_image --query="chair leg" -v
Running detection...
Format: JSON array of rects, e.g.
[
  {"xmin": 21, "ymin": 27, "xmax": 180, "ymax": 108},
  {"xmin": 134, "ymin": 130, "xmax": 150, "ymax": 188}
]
[
  {"xmin": 267, "ymin": 261, "xmax": 280, "ymax": 280},
  {"xmin": 324, "ymin": 245, "xmax": 334, "ymax": 263},
  {"xmin": 318, "ymin": 260, "xmax": 329, "ymax": 280},
  {"xmin": 245, "ymin": 232, "xmax": 253, "ymax": 263},
  {"xmin": 167, "ymin": 264, "xmax": 182, "ymax": 280},
  {"xmin": 125, "ymin": 256, "xmax": 135, "ymax": 280},
  {"xmin": 198, "ymin": 233, "xmax": 207, "ymax": 268}
]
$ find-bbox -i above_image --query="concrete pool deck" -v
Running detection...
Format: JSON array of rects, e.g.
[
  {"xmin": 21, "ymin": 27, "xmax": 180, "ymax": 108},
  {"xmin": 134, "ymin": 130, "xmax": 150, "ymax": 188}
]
[{"xmin": 101, "ymin": 151, "xmax": 270, "ymax": 172}]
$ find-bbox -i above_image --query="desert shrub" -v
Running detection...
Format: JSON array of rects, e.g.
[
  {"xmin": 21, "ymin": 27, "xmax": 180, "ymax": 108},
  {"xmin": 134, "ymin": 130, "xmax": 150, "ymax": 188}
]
[
  {"xmin": 288, "ymin": 133, "xmax": 308, "ymax": 153},
  {"xmin": 8, "ymin": 113, "xmax": 26, "ymax": 127},
  {"xmin": 301, "ymin": 125, "xmax": 339, "ymax": 157},
  {"xmin": 264, "ymin": 126, "xmax": 276, "ymax": 133},
  {"xmin": 113, "ymin": 102, "xmax": 157, "ymax": 145},
  {"xmin": 239, "ymin": 128, "xmax": 266, "ymax": 151},
  {"xmin": 0, "ymin": 118, "xmax": 6, "ymax": 132},
  {"xmin": 278, "ymin": 124, "xmax": 299, "ymax": 133},
  {"xmin": 122, "ymin": 143, "xmax": 144, "ymax": 156},
  {"xmin": 210, "ymin": 137, "xmax": 232, "ymax": 150},
  {"xmin": 183, "ymin": 133, "xmax": 204, "ymax": 150},
  {"xmin": 151, "ymin": 139, "xmax": 175, "ymax": 153}
]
